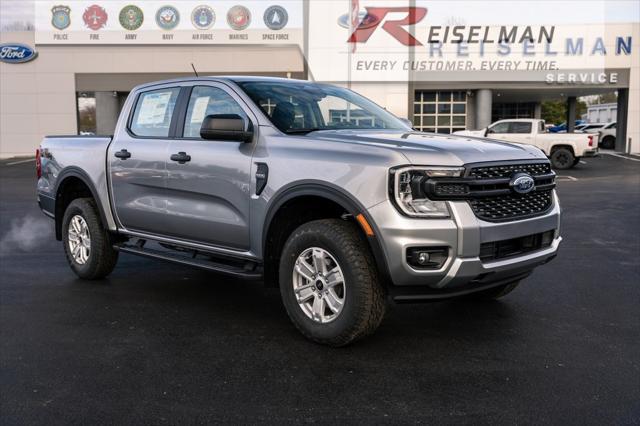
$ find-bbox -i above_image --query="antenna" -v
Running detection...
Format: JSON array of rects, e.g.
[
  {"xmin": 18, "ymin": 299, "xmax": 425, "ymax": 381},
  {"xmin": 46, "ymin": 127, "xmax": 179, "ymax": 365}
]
[{"xmin": 191, "ymin": 63, "xmax": 199, "ymax": 77}]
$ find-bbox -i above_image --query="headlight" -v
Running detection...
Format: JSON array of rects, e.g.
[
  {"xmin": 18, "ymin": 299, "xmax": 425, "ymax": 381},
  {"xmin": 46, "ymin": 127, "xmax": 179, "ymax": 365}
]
[{"xmin": 392, "ymin": 166, "xmax": 464, "ymax": 218}]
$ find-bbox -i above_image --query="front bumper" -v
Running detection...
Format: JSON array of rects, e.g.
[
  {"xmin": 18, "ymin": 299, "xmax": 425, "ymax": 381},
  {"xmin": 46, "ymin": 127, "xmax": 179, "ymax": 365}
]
[{"xmin": 368, "ymin": 191, "xmax": 561, "ymax": 299}]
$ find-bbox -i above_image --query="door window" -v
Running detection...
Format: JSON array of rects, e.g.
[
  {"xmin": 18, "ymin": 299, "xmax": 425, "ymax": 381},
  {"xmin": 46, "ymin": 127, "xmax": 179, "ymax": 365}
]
[
  {"xmin": 183, "ymin": 86, "xmax": 247, "ymax": 138},
  {"xmin": 130, "ymin": 88, "xmax": 180, "ymax": 137},
  {"xmin": 489, "ymin": 122, "xmax": 510, "ymax": 134},
  {"xmin": 509, "ymin": 122, "xmax": 532, "ymax": 134}
]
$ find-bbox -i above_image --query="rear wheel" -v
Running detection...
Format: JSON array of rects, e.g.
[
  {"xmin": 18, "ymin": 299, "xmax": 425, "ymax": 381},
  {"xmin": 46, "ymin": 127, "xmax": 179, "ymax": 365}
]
[
  {"xmin": 550, "ymin": 148, "xmax": 575, "ymax": 170},
  {"xmin": 601, "ymin": 135, "xmax": 615, "ymax": 150},
  {"xmin": 469, "ymin": 281, "xmax": 520, "ymax": 300},
  {"xmin": 279, "ymin": 219, "xmax": 386, "ymax": 346},
  {"xmin": 62, "ymin": 198, "xmax": 118, "ymax": 280}
]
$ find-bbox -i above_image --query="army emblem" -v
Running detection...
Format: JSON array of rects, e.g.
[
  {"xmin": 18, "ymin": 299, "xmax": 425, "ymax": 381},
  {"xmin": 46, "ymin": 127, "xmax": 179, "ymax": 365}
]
[
  {"xmin": 227, "ymin": 5, "xmax": 251, "ymax": 31},
  {"xmin": 156, "ymin": 5, "xmax": 180, "ymax": 30},
  {"xmin": 191, "ymin": 5, "xmax": 215, "ymax": 30},
  {"xmin": 119, "ymin": 5, "xmax": 144, "ymax": 31},
  {"xmin": 264, "ymin": 5, "xmax": 288, "ymax": 31},
  {"xmin": 83, "ymin": 5, "xmax": 108, "ymax": 31},
  {"xmin": 51, "ymin": 5, "xmax": 71, "ymax": 30}
]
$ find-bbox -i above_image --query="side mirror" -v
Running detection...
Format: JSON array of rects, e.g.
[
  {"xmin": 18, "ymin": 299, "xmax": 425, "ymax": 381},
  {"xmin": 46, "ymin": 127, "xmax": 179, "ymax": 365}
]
[
  {"xmin": 399, "ymin": 118, "xmax": 414, "ymax": 129},
  {"xmin": 200, "ymin": 114, "xmax": 253, "ymax": 142},
  {"xmin": 484, "ymin": 128, "xmax": 493, "ymax": 136}
]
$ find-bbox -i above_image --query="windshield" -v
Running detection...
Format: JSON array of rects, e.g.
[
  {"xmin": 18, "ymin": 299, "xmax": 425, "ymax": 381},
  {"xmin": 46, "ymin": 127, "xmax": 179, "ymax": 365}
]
[{"xmin": 237, "ymin": 81, "xmax": 410, "ymax": 134}]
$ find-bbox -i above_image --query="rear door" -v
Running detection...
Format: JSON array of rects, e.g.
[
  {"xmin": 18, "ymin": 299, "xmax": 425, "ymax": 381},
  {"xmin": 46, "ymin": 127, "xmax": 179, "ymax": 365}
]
[
  {"xmin": 163, "ymin": 83, "xmax": 256, "ymax": 250},
  {"xmin": 109, "ymin": 85, "xmax": 180, "ymax": 234}
]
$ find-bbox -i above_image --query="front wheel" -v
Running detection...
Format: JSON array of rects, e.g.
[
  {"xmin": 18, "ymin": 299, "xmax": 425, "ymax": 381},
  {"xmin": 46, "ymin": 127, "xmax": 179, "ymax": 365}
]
[
  {"xmin": 550, "ymin": 148, "xmax": 575, "ymax": 170},
  {"xmin": 62, "ymin": 198, "xmax": 118, "ymax": 280},
  {"xmin": 279, "ymin": 219, "xmax": 386, "ymax": 346}
]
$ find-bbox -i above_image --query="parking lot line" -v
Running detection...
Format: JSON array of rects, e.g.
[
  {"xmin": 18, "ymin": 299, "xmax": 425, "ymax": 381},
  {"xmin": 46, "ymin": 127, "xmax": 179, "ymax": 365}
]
[
  {"xmin": 5, "ymin": 158, "xmax": 35, "ymax": 166},
  {"xmin": 600, "ymin": 152, "xmax": 640, "ymax": 162}
]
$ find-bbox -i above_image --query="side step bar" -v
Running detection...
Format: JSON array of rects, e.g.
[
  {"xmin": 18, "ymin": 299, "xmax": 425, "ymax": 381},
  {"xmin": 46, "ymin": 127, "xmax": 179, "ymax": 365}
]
[{"xmin": 114, "ymin": 241, "xmax": 263, "ymax": 280}]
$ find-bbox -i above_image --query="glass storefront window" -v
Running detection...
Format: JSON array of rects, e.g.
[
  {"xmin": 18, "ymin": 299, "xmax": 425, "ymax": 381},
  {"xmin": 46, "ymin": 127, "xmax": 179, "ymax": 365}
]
[
  {"xmin": 413, "ymin": 90, "xmax": 466, "ymax": 134},
  {"xmin": 77, "ymin": 92, "xmax": 96, "ymax": 135}
]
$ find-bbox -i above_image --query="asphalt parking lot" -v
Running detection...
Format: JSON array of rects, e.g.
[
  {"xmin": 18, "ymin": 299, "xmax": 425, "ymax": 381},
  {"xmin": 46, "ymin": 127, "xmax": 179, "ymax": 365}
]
[{"xmin": 1, "ymin": 154, "xmax": 639, "ymax": 424}]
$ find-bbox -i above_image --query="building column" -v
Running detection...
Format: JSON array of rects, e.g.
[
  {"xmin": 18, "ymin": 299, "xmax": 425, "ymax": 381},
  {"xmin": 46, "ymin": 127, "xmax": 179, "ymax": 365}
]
[
  {"xmin": 534, "ymin": 102, "xmax": 542, "ymax": 119},
  {"xmin": 616, "ymin": 89, "xmax": 629, "ymax": 152},
  {"xmin": 566, "ymin": 96, "xmax": 577, "ymax": 133},
  {"xmin": 475, "ymin": 89, "xmax": 492, "ymax": 129},
  {"xmin": 95, "ymin": 91, "xmax": 120, "ymax": 135}
]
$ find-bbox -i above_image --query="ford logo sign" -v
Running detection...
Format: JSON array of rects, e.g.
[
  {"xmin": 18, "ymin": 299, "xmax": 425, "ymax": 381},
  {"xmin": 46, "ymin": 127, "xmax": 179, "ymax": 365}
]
[
  {"xmin": 0, "ymin": 43, "xmax": 38, "ymax": 64},
  {"xmin": 510, "ymin": 173, "xmax": 536, "ymax": 194}
]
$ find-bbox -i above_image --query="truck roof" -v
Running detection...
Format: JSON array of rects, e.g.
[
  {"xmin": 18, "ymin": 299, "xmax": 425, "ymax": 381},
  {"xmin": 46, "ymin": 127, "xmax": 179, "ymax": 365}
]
[{"xmin": 132, "ymin": 75, "xmax": 307, "ymax": 92}]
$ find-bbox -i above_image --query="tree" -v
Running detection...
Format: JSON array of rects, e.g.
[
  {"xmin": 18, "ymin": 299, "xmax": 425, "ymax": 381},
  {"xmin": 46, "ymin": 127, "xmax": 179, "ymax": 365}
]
[{"xmin": 542, "ymin": 99, "xmax": 587, "ymax": 125}]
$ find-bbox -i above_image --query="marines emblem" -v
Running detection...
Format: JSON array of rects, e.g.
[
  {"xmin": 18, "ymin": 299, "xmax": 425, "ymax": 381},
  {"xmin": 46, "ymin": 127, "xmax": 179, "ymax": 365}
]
[{"xmin": 227, "ymin": 5, "xmax": 251, "ymax": 31}]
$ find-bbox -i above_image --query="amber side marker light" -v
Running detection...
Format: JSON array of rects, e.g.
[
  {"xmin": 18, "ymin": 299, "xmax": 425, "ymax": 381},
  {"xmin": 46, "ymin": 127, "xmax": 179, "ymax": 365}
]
[{"xmin": 356, "ymin": 213, "xmax": 375, "ymax": 237}]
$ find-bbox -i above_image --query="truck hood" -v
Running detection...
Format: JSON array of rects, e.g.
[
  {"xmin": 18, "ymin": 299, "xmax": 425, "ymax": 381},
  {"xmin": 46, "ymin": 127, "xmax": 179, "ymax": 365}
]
[{"xmin": 310, "ymin": 130, "xmax": 545, "ymax": 166}]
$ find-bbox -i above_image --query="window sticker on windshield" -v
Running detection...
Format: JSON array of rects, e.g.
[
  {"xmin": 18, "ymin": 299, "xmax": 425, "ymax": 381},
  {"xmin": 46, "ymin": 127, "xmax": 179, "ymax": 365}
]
[
  {"xmin": 190, "ymin": 96, "xmax": 211, "ymax": 123},
  {"xmin": 137, "ymin": 92, "xmax": 172, "ymax": 125}
]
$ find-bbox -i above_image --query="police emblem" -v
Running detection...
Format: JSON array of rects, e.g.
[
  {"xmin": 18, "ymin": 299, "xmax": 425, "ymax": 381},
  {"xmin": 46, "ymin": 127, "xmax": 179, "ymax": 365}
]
[
  {"xmin": 227, "ymin": 5, "xmax": 251, "ymax": 31},
  {"xmin": 191, "ymin": 5, "xmax": 215, "ymax": 30},
  {"xmin": 51, "ymin": 5, "xmax": 71, "ymax": 30},
  {"xmin": 264, "ymin": 5, "xmax": 288, "ymax": 31},
  {"xmin": 83, "ymin": 5, "xmax": 108, "ymax": 31},
  {"xmin": 156, "ymin": 5, "xmax": 180, "ymax": 30},
  {"xmin": 119, "ymin": 5, "xmax": 143, "ymax": 31}
]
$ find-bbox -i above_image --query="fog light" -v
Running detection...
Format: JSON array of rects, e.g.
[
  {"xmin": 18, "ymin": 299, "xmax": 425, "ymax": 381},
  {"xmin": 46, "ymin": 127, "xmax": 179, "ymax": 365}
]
[
  {"xmin": 407, "ymin": 247, "xmax": 448, "ymax": 269},
  {"xmin": 541, "ymin": 230, "xmax": 555, "ymax": 246}
]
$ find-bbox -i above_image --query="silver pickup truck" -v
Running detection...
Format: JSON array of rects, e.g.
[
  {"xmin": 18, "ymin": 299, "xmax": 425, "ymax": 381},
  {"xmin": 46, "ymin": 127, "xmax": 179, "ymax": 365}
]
[{"xmin": 37, "ymin": 77, "xmax": 561, "ymax": 346}]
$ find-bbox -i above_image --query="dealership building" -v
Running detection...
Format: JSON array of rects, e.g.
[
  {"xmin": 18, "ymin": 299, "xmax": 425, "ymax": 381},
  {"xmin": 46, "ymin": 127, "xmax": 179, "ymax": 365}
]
[{"xmin": 1, "ymin": 1, "xmax": 639, "ymax": 158}]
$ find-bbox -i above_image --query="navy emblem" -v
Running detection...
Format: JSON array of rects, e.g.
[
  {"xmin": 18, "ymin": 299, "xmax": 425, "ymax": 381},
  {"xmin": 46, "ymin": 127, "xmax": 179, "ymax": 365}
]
[
  {"xmin": 0, "ymin": 43, "xmax": 38, "ymax": 64},
  {"xmin": 264, "ymin": 5, "xmax": 288, "ymax": 31},
  {"xmin": 156, "ymin": 5, "xmax": 180, "ymax": 30},
  {"xmin": 119, "ymin": 5, "xmax": 143, "ymax": 31},
  {"xmin": 191, "ymin": 5, "xmax": 215, "ymax": 30},
  {"xmin": 227, "ymin": 5, "xmax": 251, "ymax": 31},
  {"xmin": 510, "ymin": 173, "xmax": 535, "ymax": 195},
  {"xmin": 51, "ymin": 5, "xmax": 71, "ymax": 30}
]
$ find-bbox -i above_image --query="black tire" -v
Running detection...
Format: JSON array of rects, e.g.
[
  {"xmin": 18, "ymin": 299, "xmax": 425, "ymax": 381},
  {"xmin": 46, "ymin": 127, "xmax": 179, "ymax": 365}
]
[
  {"xmin": 279, "ymin": 219, "xmax": 386, "ymax": 347},
  {"xmin": 62, "ymin": 198, "xmax": 118, "ymax": 280},
  {"xmin": 601, "ymin": 135, "xmax": 615, "ymax": 150},
  {"xmin": 469, "ymin": 281, "xmax": 520, "ymax": 300},
  {"xmin": 550, "ymin": 148, "xmax": 575, "ymax": 170}
]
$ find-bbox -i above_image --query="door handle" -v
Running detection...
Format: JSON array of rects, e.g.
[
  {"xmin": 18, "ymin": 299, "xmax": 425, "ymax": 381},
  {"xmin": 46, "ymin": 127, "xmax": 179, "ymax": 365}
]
[
  {"xmin": 170, "ymin": 152, "xmax": 191, "ymax": 164},
  {"xmin": 114, "ymin": 149, "xmax": 131, "ymax": 159}
]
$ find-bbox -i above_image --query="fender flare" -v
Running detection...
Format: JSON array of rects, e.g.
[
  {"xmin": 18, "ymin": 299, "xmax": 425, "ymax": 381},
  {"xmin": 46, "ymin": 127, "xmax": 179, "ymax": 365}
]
[
  {"xmin": 54, "ymin": 167, "xmax": 109, "ymax": 240},
  {"xmin": 262, "ymin": 181, "xmax": 392, "ymax": 285}
]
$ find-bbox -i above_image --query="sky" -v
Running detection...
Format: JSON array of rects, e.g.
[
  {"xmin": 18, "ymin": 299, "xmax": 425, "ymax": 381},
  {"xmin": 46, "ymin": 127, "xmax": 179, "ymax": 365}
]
[{"xmin": 1, "ymin": 0, "xmax": 639, "ymax": 29}]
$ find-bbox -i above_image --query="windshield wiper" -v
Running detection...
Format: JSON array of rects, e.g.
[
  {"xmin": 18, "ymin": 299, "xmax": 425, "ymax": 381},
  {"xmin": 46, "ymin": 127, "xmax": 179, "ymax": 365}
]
[{"xmin": 283, "ymin": 128, "xmax": 323, "ymax": 135}]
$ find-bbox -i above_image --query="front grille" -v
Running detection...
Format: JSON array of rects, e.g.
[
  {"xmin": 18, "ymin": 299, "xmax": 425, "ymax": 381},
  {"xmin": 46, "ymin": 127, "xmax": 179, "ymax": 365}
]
[
  {"xmin": 479, "ymin": 230, "xmax": 555, "ymax": 262},
  {"xmin": 423, "ymin": 161, "xmax": 556, "ymax": 222},
  {"xmin": 469, "ymin": 163, "xmax": 551, "ymax": 179},
  {"xmin": 469, "ymin": 190, "xmax": 553, "ymax": 221}
]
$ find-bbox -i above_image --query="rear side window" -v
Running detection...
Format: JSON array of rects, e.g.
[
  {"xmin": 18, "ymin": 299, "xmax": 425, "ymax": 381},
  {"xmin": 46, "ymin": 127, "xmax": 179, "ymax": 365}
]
[
  {"xmin": 509, "ymin": 122, "xmax": 532, "ymax": 134},
  {"xmin": 183, "ymin": 86, "xmax": 247, "ymax": 138},
  {"xmin": 130, "ymin": 88, "xmax": 181, "ymax": 137}
]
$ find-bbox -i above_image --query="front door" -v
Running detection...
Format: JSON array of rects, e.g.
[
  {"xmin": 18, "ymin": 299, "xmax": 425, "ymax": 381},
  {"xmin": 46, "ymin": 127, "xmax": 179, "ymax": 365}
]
[
  {"xmin": 164, "ymin": 84, "xmax": 255, "ymax": 250},
  {"xmin": 109, "ymin": 86, "xmax": 181, "ymax": 234}
]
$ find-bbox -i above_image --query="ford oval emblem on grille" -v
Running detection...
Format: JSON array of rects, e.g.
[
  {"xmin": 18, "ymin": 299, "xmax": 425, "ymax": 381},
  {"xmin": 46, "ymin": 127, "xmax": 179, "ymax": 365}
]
[{"xmin": 510, "ymin": 173, "xmax": 535, "ymax": 194}]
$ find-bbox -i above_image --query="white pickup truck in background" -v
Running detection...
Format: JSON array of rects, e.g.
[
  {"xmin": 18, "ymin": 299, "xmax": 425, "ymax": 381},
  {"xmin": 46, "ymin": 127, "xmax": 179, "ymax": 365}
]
[{"xmin": 455, "ymin": 119, "xmax": 598, "ymax": 169}]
